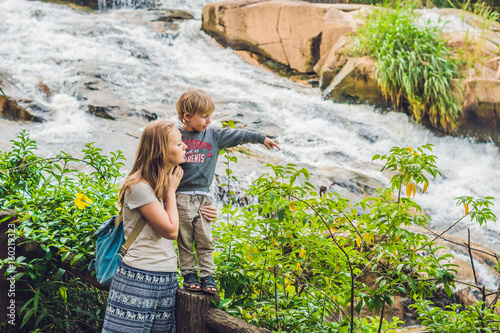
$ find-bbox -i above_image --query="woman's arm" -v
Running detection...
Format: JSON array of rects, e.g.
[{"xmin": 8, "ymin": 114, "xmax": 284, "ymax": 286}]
[{"xmin": 138, "ymin": 166, "xmax": 183, "ymax": 240}]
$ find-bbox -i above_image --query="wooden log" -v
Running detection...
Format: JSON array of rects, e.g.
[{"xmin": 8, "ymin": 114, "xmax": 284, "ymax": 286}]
[
  {"xmin": 204, "ymin": 308, "xmax": 271, "ymax": 333},
  {"xmin": 175, "ymin": 287, "xmax": 271, "ymax": 333},
  {"xmin": 175, "ymin": 287, "xmax": 219, "ymax": 333}
]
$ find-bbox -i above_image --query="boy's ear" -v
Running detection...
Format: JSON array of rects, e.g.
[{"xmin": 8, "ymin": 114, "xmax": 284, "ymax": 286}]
[{"xmin": 183, "ymin": 113, "xmax": 192, "ymax": 122}]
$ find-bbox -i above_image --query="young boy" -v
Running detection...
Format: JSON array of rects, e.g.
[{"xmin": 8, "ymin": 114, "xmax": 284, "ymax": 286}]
[{"xmin": 175, "ymin": 88, "xmax": 280, "ymax": 294}]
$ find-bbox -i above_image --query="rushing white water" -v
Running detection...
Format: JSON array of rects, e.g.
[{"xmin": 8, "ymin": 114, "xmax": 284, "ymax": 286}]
[{"xmin": 1, "ymin": 0, "xmax": 500, "ymax": 252}]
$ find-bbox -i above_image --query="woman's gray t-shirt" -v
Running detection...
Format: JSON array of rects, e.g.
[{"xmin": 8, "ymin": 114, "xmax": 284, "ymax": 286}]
[{"xmin": 122, "ymin": 182, "xmax": 177, "ymax": 272}]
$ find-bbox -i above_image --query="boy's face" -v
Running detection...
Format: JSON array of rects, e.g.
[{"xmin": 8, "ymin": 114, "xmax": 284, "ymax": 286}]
[{"xmin": 183, "ymin": 111, "xmax": 212, "ymax": 132}]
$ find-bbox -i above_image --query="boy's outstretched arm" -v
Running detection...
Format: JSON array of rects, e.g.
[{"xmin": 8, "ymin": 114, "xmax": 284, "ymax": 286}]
[{"xmin": 264, "ymin": 137, "xmax": 281, "ymax": 150}]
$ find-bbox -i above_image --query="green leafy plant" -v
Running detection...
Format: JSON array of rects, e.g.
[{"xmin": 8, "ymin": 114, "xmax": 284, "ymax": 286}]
[
  {"xmin": 0, "ymin": 130, "xmax": 125, "ymax": 331},
  {"xmin": 353, "ymin": 0, "xmax": 462, "ymax": 132},
  {"xmin": 214, "ymin": 142, "xmax": 466, "ymax": 332},
  {"xmin": 411, "ymin": 299, "xmax": 500, "ymax": 332}
]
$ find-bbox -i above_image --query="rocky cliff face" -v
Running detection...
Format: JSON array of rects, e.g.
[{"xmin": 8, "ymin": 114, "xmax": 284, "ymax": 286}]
[{"xmin": 202, "ymin": 0, "xmax": 500, "ymax": 141}]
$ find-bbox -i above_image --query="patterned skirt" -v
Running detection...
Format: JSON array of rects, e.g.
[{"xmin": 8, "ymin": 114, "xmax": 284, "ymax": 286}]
[{"xmin": 102, "ymin": 262, "xmax": 178, "ymax": 333}]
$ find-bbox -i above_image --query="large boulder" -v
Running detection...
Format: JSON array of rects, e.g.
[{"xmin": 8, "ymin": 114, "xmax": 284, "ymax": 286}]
[
  {"xmin": 464, "ymin": 79, "xmax": 500, "ymax": 127},
  {"xmin": 322, "ymin": 56, "xmax": 387, "ymax": 105},
  {"xmin": 202, "ymin": 1, "xmax": 364, "ymax": 74}
]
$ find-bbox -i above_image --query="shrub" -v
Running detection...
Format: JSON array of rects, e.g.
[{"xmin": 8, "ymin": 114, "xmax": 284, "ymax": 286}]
[
  {"xmin": 0, "ymin": 131, "xmax": 124, "ymax": 331},
  {"xmin": 353, "ymin": 1, "xmax": 462, "ymax": 132},
  {"xmin": 213, "ymin": 144, "xmax": 469, "ymax": 332}
]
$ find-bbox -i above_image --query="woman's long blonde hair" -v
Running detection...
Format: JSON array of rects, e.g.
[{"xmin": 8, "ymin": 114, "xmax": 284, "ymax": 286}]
[{"xmin": 119, "ymin": 120, "xmax": 176, "ymax": 204}]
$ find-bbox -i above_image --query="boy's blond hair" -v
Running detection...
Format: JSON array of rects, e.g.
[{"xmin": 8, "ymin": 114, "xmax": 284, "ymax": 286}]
[{"xmin": 176, "ymin": 88, "xmax": 215, "ymax": 124}]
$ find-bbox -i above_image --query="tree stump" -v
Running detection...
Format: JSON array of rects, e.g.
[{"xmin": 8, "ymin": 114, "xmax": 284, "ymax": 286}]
[{"xmin": 175, "ymin": 287, "xmax": 219, "ymax": 333}]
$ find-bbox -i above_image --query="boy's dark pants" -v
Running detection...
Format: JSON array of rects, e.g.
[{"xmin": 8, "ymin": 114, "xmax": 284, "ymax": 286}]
[{"xmin": 176, "ymin": 193, "xmax": 215, "ymax": 279}]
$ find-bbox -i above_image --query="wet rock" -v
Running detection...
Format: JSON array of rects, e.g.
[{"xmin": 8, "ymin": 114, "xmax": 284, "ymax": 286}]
[
  {"xmin": 460, "ymin": 79, "xmax": 500, "ymax": 143},
  {"xmin": 41, "ymin": 0, "xmax": 98, "ymax": 11},
  {"xmin": 149, "ymin": 9, "xmax": 195, "ymax": 33},
  {"xmin": 87, "ymin": 105, "xmax": 116, "ymax": 120},
  {"xmin": 330, "ymin": 169, "xmax": 382, "ymax": 196},
  {"xmin": 463, "ymin": 79, "xmax": 500, "ymax": 127},
  {"xmin": 0, "ymin": 73, "xmax": 45, "ymax": 122},
  {"xmin": 322, "ymin": 56, "xmax": 387, "ymax": 105},
  {"xmin": 37, "ymin": 81, "xmax": 52, "ymax": 99},
  {"xmin": 32, "ymin": 9, "xmax": 44, "ymax": 20},
  {"xmin": 140, "ymin": 109, "xmax": 158, "ymax": 122},
  {"xmin": 154, "ymin": 10, "xmax": 194, "ymax": 22},
  {"xmin": 0, "ymin": 96, "xmax": 43, "ymax": 122},
  {"xmin": 71, "ymin": 66, "xmax": 133, "ymax": 119},
  {"xmin": 131, "ymin": 50, "xmax": 149, "ymax": 59}
]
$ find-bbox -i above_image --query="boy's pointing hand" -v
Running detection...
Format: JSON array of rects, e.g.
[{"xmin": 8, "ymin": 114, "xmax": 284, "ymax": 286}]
[{"xmin": 264, "ymin": 137, "xmax": 281, "ymax": 151}]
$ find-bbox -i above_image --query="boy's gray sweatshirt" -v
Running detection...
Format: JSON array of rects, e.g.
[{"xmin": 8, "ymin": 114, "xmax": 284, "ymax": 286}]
[{"xmin": 177, "ymin": 126, "xmax": 265, "ymax": 193}]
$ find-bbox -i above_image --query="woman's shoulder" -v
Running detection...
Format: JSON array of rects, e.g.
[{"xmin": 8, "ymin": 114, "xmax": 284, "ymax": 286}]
[
  {"xmin": 127, "ymin": 182, "xmax": 155, "ymax": 200},
  {"xmin": 130, "ymin": 181, "xmax": 153, "ymax": 191}
]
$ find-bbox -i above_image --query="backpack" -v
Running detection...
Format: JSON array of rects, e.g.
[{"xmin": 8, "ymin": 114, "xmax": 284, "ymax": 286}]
[{"xmin": 89, "ymin": 211, "xmax": 145, "ymax": 287}]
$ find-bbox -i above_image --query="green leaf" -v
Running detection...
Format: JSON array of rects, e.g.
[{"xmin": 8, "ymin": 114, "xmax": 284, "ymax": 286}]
[
  {"xmin": 59, "ymin": 286, "xmax": 68, "ymax": 304},
  {"xmin": 443, "ymin": 284, "xmax": 452, "ymax": 298},
  {"xmin": 21, "ymin": 308, "xmax": 34, "ymax": 328},
  {"xmin": 33, "ymin": 290, "xmax": 40, "ymax": 313},
  {"xmin": 356, "ymin": 299, "xmax": 364, "ymax": 314},
  {"xmin": 339, "ymin": 325, "xmax": 349, "ymax": 333}
]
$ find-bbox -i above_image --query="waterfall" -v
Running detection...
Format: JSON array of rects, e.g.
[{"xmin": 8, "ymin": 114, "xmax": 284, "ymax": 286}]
[{"xmin": 1, "ymin": 0, "xmax": 500, "ymax": 252}]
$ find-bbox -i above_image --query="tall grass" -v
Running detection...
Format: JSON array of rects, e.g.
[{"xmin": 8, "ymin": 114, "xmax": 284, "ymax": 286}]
[{"xmin": 354, "ymin": 1, "xmax": 462, "ymax": 132}]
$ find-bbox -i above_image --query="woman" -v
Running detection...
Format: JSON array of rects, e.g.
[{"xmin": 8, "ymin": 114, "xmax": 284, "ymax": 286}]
[{"xmin": 102, "ymin": 120, "xmax": 216, "ymax": 332}]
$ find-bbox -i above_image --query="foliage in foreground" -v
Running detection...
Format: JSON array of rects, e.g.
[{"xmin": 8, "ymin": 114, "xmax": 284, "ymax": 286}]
[
  {"xmin": 353, "ymin": 1, "xmax": 462, "ymax": 132},
  {"xmin": 214, "ymin": 144, "xmax": 498, "ymax": 332},
  {"xmin": 0, "ymin": 131, "xmax": 498, "ymax": 332},
  {"xmin": 0, "ymin": 131, "xmax": 124, "ymax": 332}
]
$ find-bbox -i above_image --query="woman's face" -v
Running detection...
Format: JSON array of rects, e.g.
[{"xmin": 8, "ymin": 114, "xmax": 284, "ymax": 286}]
[{"xmin": 169, "ymin": 127, "xmax": 187, "ymax": 165}]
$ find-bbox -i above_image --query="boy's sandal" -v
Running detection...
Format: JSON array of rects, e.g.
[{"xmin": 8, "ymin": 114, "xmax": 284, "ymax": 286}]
[
  {"xmin": 200, "ymin": 275, "xmax": 218, "ymax": 295},
  {"xmin": 183, "ymin": 273, "xmax": 201, "ymax": 292}
]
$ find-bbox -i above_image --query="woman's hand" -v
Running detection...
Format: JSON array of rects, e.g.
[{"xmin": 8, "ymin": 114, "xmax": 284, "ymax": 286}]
[
  {"xmin": 200, "ymin": 205, "xmax": 218, "ymax": 222},
  {"xmin": 168, "ymin": 166, "xmax": 184, "ymax": 192}
]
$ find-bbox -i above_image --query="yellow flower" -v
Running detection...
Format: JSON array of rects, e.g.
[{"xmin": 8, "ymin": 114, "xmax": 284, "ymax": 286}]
[
  {"xmin": 407, "ymin": 146, "xmax": 413, "ymax": 151},
  {"xmin": 298, "ymin": 249, "xmax": 306, "ymax": 258},
  {"xmin": 74, "ymin": 193, "xmax": 92, "ymax": 209}
]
